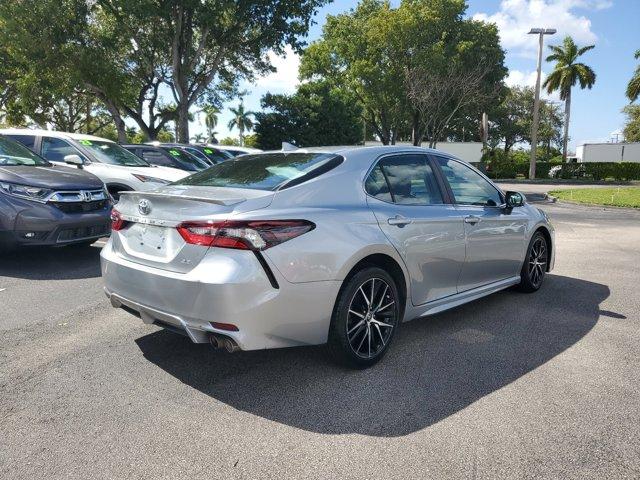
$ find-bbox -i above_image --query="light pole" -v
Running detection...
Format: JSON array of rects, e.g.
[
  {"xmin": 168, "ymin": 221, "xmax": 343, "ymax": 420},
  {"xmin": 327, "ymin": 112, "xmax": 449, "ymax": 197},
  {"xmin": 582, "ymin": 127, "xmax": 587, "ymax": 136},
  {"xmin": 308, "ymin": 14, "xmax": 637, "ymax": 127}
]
[{"xmin": 528, "ymin": 27, "xmax": 556, "ymax": 180}]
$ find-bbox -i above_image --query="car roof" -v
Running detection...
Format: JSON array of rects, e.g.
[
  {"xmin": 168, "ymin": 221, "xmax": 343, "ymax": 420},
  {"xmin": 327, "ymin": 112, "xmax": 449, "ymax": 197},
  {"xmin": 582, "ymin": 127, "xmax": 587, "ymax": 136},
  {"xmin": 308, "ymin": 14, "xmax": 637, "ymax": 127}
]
[
  {"xmin": 258, "ymin": 145, "xmax": 457, "ymax": 158},
  {"xmin": 0, "ymin": 128, "xmax": 115, "ymax": 143}
]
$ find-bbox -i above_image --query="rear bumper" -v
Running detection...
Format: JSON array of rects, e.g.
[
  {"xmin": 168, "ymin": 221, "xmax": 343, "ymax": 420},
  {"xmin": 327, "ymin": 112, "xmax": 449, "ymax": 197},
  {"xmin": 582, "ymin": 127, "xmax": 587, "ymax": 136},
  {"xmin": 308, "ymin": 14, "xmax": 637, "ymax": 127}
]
[{"xmin": 100, "ymin": 240, "xmax": 341, "ymax": 351}]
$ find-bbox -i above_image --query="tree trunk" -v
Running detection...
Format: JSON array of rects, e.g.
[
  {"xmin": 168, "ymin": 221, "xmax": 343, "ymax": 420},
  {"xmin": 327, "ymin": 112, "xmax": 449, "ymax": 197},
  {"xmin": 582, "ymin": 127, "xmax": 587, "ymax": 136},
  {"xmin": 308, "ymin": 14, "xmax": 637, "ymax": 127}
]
[
  {"xmin": 104, "ymin": 101, "xmax": 127, "ymax": 143},
  {"xmin": 411, "ymin": 111, "xmax": 421, "ymax": 146},
  {"xmin": 177, "ymin": 103, "xmax": 190, "ymax": 143},
  {"xmin": 562, "ymin": 89, "xmax": 571, "ymax": 163}
]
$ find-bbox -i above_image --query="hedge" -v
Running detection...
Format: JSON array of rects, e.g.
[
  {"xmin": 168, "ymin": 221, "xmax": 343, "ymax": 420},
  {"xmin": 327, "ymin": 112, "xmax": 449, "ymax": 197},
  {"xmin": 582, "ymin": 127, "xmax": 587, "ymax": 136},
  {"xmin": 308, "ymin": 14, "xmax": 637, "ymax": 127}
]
[{"xmin": 473, "ymin": 161, "xmax": 640, "ymax": 181}]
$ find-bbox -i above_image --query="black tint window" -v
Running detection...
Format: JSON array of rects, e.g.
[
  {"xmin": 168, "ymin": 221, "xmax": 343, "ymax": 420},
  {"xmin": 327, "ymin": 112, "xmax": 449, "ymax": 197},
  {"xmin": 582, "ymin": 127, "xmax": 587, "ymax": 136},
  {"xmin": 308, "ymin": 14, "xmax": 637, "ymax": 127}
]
[
  {"xmin": 42, "ymin": 137, "xmax": 83, "ymax": 162},
  {"xmin": 6, "ymin": 134, "xmax": 36, "ymax": 151},
  {"xmin": 141, "ymin": 149, "xmax": 172, "ymax": 166},
  {"xmin": 436, "ymin": 157, "xmax": 502, "ymax": 206},
  {"xmin": 367, "ymin": 155, "xmax": 443, "ymax": 205}
]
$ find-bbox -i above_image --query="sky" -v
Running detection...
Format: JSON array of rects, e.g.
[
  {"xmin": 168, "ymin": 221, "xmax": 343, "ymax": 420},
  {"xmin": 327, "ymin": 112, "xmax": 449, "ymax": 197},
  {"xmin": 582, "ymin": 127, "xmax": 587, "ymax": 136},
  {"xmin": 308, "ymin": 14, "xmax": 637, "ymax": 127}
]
[{"xmin": 193, "ymin": 0, "xmax": 640, "ymax": 151}]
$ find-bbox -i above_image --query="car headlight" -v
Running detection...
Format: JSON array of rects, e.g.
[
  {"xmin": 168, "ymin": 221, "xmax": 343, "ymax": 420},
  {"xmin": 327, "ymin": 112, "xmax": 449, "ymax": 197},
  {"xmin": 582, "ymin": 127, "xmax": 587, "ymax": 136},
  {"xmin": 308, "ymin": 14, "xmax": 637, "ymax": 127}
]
[
  {"xmin": 131, "ymin": 174, "xmax": 171, "ymax": 185},
  {"xmin": 0, "ymin": 182, "xmax": 53, "ymax": 203}
]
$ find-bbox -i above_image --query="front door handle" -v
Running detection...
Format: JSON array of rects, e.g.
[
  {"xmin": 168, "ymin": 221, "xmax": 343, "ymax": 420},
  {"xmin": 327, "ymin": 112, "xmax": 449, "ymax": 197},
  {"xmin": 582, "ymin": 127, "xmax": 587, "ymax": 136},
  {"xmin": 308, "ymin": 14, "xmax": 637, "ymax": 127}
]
[
  {"xmin": 464, "ymin": 215, "xmax": 481, "ymax": 225},
  {"xmin": 388, "ymin": 215, "xmax": 412, "ymax": 227}
]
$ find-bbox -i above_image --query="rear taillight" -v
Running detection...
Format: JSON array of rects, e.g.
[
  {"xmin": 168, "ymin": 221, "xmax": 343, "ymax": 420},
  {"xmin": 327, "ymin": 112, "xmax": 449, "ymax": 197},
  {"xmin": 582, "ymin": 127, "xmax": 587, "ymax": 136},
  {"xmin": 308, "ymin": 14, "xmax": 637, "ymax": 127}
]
[
  {"xmin": 176, "ymin": 220, "xmax": 315, "ymax": 250},
  {"xmin": 110, "ymin": 209, "xmax": 128, "ymax": 231}
]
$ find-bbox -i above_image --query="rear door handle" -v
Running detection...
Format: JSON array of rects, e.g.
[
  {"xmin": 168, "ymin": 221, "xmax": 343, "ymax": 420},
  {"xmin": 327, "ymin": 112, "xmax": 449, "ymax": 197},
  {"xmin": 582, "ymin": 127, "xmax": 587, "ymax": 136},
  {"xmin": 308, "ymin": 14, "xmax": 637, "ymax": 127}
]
[
  {"xmin": 464, "ymin": 215, "xmax": 481, "ymax": 225},
  {"xmin": 388, "ymin": 215, "xmax": 413, "ymax": 227}
]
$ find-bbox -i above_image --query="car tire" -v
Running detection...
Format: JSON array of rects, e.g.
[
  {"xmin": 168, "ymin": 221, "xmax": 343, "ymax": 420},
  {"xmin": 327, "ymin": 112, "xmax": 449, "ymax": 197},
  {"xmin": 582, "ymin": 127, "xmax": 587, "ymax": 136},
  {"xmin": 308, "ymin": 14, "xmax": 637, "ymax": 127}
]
[
  {"xmin": 517, "ymin": 231, "xmax": 549, "ymax": 293},
  {"xmin": 327, "ymin": 267, "xmax": 401, "ymax": 368}
]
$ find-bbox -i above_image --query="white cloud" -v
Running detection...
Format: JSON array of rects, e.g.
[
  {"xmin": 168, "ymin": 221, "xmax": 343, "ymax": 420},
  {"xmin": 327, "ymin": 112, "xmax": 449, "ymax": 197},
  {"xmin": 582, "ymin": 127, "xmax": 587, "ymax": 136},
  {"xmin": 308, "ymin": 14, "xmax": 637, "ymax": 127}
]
[
  {"xmin": 473, "ymin": 0, "xmax": 612, "ymax": 58},
  {"xmin": 252, "ymin": 45, "xmax": 300, "ymax": 94},
  {"xmin": 506, "ymin": 69, "xmax": 563, "ymax": 101}
]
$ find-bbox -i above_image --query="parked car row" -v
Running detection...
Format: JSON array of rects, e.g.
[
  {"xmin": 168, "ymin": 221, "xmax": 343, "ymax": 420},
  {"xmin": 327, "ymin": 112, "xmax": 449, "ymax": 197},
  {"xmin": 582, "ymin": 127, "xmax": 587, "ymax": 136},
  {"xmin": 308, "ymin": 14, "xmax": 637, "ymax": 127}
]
[{"xmin": 0, "ymin": 128, "xmax": 262, "ymax": 250}]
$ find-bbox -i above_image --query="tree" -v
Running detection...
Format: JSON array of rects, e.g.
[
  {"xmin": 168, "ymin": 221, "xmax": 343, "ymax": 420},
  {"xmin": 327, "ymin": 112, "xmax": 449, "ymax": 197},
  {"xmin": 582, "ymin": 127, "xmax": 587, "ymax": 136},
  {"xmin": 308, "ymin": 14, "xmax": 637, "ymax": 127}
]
[
  {"xmin": 227, "ymin": 101, "xmax": 255, "ymax": 146},
  {"xmin": 489, "ymin": 86, "xmax": 563, "ymax": 155},
  {"xmin": 157, "ymin": 0, "xmax": 329, "ymax": 142},
  {"xmin": 543, "ymin": 36, "xmax": 596, "ymax": 162},
  {"xmin": 628, "ymin": 49, "xmax": 640, "ymax": 103},
  {"xmin": 254, "ymin": 81, "xmax": 363, "ymax": 150},
  {"xmin": 201, "ymin": 105, "xmax": 221, "ymax": 143},
  {"xmin": 300, "ymin": 0, "xmax": 505, "ymax": 146},
  {"xmin": 623, "ymin": 105, "xmax": 640, "ymax": 142},
  {"xmin": 300, "ymin": 0, "xmax": 405, "ymax": 145}
]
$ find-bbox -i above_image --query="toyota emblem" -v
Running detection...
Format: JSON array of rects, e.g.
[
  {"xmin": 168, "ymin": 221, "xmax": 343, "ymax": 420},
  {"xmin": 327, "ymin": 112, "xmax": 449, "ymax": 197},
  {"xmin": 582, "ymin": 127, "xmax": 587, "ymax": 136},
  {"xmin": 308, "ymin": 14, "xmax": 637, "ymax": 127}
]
[{"xmin": 138, "ymin": 199, "xmax": 152, "ymax": 215}]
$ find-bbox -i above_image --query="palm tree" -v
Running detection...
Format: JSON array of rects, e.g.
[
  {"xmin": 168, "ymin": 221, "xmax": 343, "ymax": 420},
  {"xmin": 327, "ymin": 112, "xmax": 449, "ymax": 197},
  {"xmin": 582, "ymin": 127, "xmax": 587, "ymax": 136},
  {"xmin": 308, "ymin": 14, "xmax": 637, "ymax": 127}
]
[
  {"xmin": 627, "ymin": 49, "xmax": 640, "ymax": 103},
  {"xmin": 227, "ymin": 101, "xmax": 255, "ymax": 146},
  {"xmin": 201, "ymin": 105, "xmax": 221, "ymax": 143},
  {"xmin": 543, "ymin": 36, "xmax": 596, "ymax": 162}
]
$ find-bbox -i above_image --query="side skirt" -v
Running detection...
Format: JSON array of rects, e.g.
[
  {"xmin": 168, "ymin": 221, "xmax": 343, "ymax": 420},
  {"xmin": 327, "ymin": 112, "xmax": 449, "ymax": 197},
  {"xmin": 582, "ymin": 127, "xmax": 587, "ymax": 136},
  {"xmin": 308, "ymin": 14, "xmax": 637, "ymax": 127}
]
[{"xmin": 405, "ymin": 276, "xmax": 521, "ymax": 321}]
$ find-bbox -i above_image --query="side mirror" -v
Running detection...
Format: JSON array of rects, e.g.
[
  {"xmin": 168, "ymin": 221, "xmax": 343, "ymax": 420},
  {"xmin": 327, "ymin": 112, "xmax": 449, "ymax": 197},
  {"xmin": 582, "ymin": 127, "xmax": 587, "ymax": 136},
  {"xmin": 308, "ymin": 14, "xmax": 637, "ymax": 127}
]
[
  {"xmin": 505, "ymin": 191, "xmax": 525, "ymax": 208},
  {"xmin": 64, "ymin": 154, "xmax": 85, "ymax": 168}
]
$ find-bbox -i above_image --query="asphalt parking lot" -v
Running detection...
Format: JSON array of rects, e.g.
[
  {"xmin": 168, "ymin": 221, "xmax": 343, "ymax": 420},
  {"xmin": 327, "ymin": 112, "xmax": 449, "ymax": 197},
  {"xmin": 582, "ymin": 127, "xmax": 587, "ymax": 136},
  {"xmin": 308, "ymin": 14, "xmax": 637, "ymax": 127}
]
[{"xmin": 1, "ymin": 189, "xmax": 640, "ymax": 479}]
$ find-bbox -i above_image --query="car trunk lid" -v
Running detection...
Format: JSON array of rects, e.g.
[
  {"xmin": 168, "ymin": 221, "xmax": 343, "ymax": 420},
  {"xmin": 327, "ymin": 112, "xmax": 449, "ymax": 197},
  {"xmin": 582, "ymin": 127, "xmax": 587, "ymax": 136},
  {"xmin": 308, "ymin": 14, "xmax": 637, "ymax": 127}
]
[{"xmin": 112, "ymin": 186, "xmax": 273, "ymax": 273}]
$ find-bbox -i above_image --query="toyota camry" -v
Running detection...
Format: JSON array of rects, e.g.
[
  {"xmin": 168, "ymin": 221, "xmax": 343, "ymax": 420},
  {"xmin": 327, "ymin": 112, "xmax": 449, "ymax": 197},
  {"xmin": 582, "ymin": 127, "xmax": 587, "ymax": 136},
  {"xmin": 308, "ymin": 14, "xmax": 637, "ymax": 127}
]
[{"xmin": 101, "ymin": 146, "xmax": 554, "ymax": 367}]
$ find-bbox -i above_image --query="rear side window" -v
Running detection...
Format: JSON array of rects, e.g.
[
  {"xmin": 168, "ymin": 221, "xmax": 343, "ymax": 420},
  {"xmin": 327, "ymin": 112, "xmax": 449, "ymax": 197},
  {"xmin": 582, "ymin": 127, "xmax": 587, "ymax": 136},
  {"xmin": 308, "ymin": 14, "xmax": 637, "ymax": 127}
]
[
  {"xmin": 365, "ymin": 154, "xmax": 444, "ymax": 205},
  {"xmin": 5, "ymin": 134, "xmax": 36, "ymax": 151},
  {"xmin": 175, "ymin": 153, "xmax": 341, "ymax": 191}
]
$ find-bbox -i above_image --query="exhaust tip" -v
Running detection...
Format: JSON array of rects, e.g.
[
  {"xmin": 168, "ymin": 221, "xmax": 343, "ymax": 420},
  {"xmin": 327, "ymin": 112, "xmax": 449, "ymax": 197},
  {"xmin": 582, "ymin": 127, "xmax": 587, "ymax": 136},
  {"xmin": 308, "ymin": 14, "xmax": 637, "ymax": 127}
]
[
  {"xmin": 210, "ymin": 334, "xmax": 240, "ymax": 353},
  {"xmin": 224, "ymin": 338, "xmax": 240, "ymax": 353},
  {"xmin": 210, "ymin": 335, "xmax": 223, "ymax": 349}
]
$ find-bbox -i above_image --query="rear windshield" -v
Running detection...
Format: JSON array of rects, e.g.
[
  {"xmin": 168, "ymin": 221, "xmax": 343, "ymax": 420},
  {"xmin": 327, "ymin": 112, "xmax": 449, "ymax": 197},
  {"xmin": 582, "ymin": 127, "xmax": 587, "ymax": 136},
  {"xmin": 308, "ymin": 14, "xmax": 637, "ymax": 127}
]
[
  {"xmin": 79, "ymin": 140, "xmax": 150, "ymax": 167},
  {"xmin": 175, "ymin": 152, "xmax": 339, "ymax": 191},
  {"xmin": 0, "ymin": 136, "xmax": 49, "ymax": 166}
]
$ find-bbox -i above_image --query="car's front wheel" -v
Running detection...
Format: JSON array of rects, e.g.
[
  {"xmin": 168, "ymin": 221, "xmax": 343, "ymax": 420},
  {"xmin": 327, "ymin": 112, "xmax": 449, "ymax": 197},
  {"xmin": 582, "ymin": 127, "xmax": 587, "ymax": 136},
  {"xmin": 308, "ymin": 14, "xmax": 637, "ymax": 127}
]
[
  {"xmin": 517, "ymin": 231, "xmax": 549, "ymax": 292},
  {"xmin": 328, "ymin": 267, "xmax": 401, "ymax": 368}
]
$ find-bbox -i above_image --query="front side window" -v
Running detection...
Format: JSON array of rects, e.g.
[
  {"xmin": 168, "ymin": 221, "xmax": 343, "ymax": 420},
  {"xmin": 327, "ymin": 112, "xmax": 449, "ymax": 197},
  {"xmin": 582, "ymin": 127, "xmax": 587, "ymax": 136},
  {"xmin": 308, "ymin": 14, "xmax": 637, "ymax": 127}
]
[
  {"xmin": 365, "ymin": 154, "xmax": 444, "ymax": 205},
  {"xmin": 436, "ymin": 157, "xmax": 503, "ymax": 207},
  {"xmin": 41, "ymin": 137, "xmax": 85, "ymax": 163},
  {"xmin": 0, "ymin": 136, "xmax": 49, "ymax": 166},
  {"xmin": 176, "ymin": 153, "xmax": 340, "ymax": 191},
  {"xmin": 78, "ymin": 140, "xmax": 149, "ymax": 167}
]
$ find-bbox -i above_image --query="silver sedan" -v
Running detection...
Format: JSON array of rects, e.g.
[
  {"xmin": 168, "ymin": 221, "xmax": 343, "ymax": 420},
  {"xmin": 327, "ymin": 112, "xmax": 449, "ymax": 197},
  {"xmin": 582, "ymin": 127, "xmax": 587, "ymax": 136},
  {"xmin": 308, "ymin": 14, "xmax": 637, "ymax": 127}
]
[{"xmin": 101, "ymin": 146, "xmax": 554, "ymax": 367}]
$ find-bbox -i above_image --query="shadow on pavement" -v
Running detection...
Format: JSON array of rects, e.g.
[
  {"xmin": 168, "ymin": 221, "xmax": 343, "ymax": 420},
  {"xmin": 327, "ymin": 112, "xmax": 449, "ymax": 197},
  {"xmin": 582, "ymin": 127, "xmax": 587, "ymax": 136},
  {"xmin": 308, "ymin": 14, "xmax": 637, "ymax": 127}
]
[
  {"xmin": 0, "ymin": 243, "xmax": 102, "ymax": 280},
  {"xmin": 135, "ymin": 274, "xmax": 609, "ymax": 437}
]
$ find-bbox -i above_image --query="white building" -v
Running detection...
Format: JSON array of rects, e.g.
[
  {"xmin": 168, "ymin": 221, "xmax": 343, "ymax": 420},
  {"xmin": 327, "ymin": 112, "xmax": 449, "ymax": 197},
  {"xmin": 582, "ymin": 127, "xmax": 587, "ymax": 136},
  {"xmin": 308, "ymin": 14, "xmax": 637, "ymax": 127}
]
[{"xmin": 575, "ymin": 143, "xmax": 640, "ymax": 163}]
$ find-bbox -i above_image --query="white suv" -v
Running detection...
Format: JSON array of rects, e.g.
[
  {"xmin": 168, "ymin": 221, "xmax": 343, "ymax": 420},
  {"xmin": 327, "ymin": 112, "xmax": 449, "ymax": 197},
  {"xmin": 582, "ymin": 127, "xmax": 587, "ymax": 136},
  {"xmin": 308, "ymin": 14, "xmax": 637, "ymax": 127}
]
[{"xmin": 0, "ymin": 129, "xmax": 189, "ymax": 199}]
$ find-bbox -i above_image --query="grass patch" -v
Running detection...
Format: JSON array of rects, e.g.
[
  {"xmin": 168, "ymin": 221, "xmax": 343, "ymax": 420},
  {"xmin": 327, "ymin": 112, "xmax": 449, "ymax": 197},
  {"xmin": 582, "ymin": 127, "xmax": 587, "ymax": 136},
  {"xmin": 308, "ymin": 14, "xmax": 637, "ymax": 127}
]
[{"xmin": 549, "ymin": 187, "xmax": 640, "ymax": 208}]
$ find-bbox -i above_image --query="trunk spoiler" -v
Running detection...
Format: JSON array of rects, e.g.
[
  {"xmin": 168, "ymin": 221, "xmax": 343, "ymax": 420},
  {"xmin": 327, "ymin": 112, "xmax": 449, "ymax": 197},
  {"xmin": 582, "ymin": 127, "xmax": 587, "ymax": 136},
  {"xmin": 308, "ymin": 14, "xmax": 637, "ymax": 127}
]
[{"xmin": 119, "ymin": 190, "xmax": 245, "ymax": 207}]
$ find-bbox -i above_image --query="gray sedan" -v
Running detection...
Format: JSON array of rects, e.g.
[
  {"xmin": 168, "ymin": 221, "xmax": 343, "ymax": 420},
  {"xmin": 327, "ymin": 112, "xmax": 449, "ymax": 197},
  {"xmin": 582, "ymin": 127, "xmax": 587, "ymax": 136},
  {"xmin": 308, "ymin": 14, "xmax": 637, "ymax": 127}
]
[{"xmin": 101, "ymin": 146, "xmax": 554, "ymax": 368}]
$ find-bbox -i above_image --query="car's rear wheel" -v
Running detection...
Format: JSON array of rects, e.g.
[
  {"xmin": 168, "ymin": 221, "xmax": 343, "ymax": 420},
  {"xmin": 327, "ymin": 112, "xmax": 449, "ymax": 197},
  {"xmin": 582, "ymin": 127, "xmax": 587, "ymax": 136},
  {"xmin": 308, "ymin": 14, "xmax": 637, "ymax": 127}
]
[
  {"xmin": 328, "ymin": 267, "xmax": 400, "ymax": 368},
  {"xmin": 517, "ymin": 232, "xmax": 548, "ymax": 292}
]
